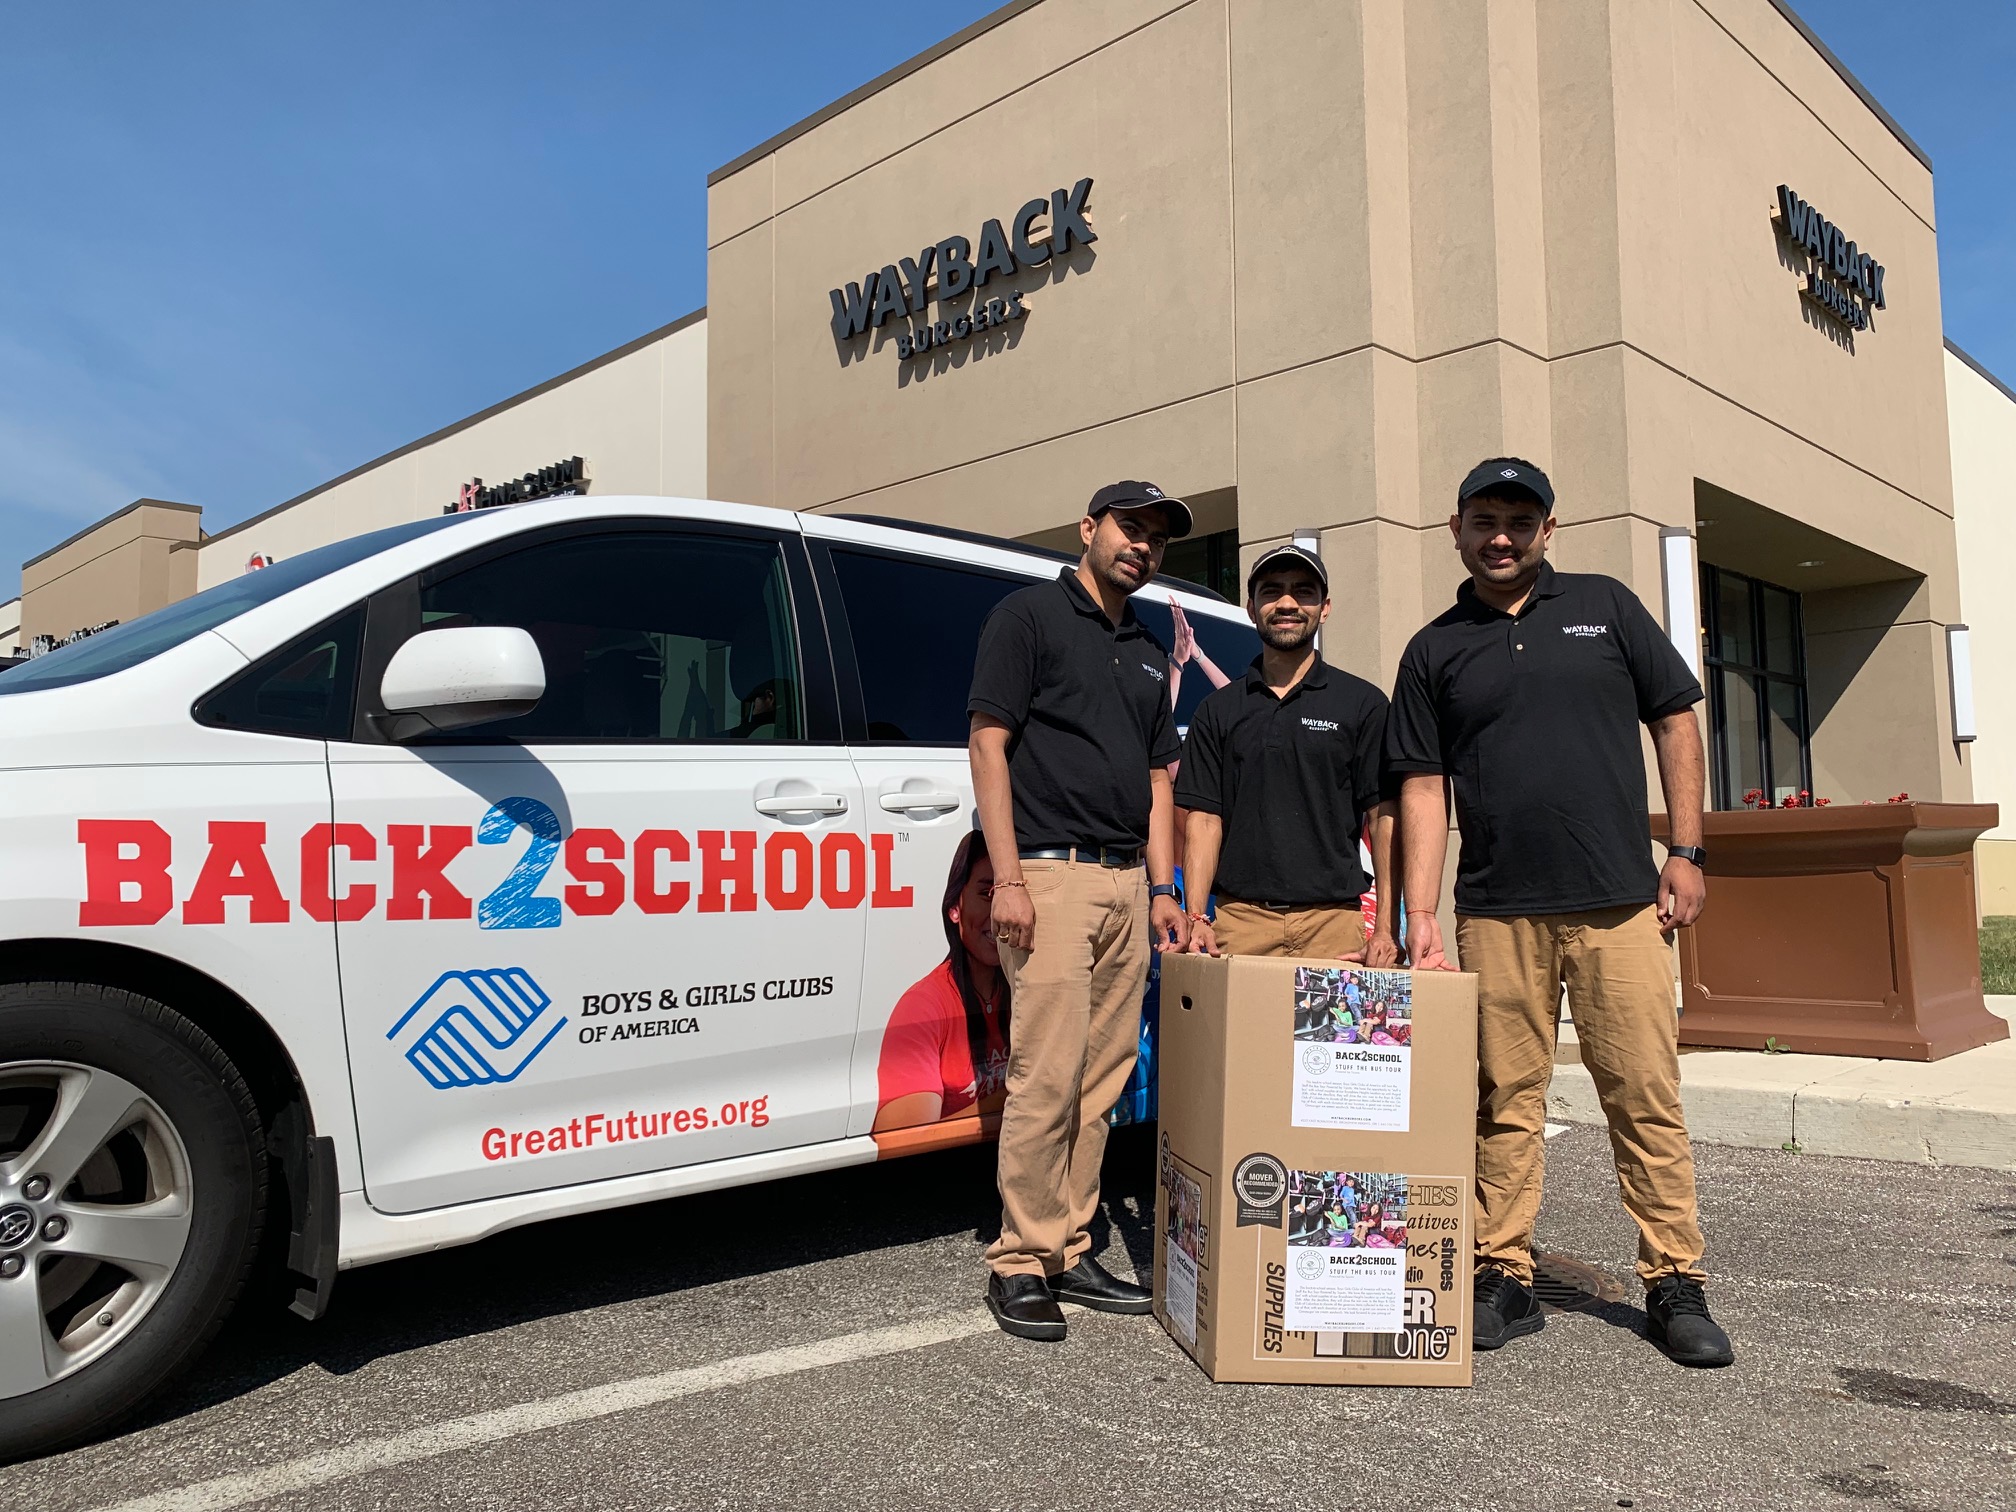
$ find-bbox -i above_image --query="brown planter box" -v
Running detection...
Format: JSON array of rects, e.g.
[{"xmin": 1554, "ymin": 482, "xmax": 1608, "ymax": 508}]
[{"xmin": 1650, "ymin": 804, "xmax": 2009, "ymax": 1062}]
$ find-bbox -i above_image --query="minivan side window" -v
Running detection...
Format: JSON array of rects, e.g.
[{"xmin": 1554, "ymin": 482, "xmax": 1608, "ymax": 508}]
[
  {"xmin": 1129, "ymin": 596, "xmax": 1261, "ymax": 733},
  {"xmin": 409, "ymin": 530, "xmax": 804, "ymax": 742},
  {"xmin": 829, "ymin": 549, "xmax": 1030, "ymax": 743},
  {"xmin": 195, "ymin": 605, "xmax": 365, "ymax": 739}
]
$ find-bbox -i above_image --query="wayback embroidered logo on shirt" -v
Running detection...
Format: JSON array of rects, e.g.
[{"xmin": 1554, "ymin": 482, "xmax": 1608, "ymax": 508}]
[
  {"xmin": 1561, "ymin": 624, "xmax": 1610, "ymax": 638},
  {"xmin": 1141, "ymin": 662, "xmax": 1165, "ymax": 681},
  {"xmin": 1301, "ymin": 717, "xmax": 1340, "ymax": 733}
]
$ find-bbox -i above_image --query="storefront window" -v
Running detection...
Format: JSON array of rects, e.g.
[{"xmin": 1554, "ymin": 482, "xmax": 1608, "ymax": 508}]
[
  {"xmin": 1701, "ymin": 564, "xmax": 1812, "ymax": 807},
  {"xmin": 1159, "ymin": 528, "xmax": 1240, "ymax": 603}
]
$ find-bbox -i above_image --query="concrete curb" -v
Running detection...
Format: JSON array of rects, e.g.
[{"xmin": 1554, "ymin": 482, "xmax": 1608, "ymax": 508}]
[{"xmin": 1547, "ymin": 997, "xmax": 2016, "ymax": 1172}]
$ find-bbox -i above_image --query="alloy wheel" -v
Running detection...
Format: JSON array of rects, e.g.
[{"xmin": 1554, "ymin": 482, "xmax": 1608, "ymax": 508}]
[{"xmin": 0, "ymin": 1062, "xmax": 194, "ymax": 1399}]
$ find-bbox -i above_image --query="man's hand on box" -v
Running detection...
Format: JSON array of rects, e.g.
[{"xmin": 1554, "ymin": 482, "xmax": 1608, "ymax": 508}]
[
  {"xmin": 1183, "ymin": 916, "xmax": 1219, "ymax": 956},
  {"xmin": 1151, "ymin": 893, "xmax": 1189, "ymax": 953},
  {"xmin": 1406, "ymin": 913, "xmax": 1457, "ymax": 972},
  {"xmin": 1343, "ymin": 930, "xmax": 1402, "ymax": 968}
]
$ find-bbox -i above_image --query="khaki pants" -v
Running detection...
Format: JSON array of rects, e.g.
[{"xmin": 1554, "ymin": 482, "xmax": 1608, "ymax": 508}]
[
  {"xmin": 1456, "ymin": 905, "xmax": 1706, "ymax": 1287},
  {"xmin": 1212, "ymin": 900, "xmax": 1365, "ymax": 959},
  {"xmin": 988, "ymin": 858, "xmax": 1151, "ymax": 1278}
]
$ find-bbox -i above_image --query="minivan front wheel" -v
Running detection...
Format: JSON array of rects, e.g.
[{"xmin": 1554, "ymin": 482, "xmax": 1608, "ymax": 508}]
[{"xmin": 0, "ymin": 984, "xmax": 266, "ymax": 1462}]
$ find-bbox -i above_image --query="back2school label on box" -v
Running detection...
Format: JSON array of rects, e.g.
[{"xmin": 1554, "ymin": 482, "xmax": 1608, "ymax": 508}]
[
  {"xmin": 1291, "ymin": 967, "xmax": 1413, "ymax": 1131},
  {"xmin": 1255, "ymin": 1172, "xmax": 1463, "ymax": 1363}
]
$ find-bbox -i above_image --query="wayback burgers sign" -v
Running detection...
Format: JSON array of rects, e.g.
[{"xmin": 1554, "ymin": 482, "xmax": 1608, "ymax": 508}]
[{"xmin": 828, "ymin": 177, "xmax": 1096, "ymax": 363}]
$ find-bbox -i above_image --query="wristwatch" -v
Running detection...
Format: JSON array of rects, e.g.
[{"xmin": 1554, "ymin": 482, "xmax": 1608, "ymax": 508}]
[
  {"xmin": 1668, "ymin": 845, "xmax": 1708, "ymax": 867},
  {"xmin": 1148, "ymin": 883, "xmax": 1181, "ymax": 902}
]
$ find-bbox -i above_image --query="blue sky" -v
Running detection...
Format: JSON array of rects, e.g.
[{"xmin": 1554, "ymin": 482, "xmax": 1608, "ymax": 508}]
[{"xmin": 3, "ymin": 1, "xmax": 2010, "ymax": 601}]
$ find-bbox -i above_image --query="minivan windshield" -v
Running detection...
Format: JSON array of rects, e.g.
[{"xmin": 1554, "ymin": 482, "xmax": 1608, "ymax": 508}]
[{"xmin": 0, "ymin": 513, "xmax": 477, "ymax": 696}]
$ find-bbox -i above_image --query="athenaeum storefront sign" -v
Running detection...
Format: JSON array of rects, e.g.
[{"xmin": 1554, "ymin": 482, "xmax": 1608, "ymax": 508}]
[{"xmin": 445, "ymin": 455, "xmax": 591, "ymax": 514}]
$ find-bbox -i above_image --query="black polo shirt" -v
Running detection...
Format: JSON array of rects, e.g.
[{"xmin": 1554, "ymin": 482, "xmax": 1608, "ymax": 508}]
[
  {"xmin": 1383, "ymin": 563, "xmax": 1702, "ymax": 917},
  {"xmin": 967, "ymin": 570, "xmax": 1182, "ymax": 851},
  {"xmin": 1173, "ymin": 657, "xmax": 1389, "ymax": 905}
]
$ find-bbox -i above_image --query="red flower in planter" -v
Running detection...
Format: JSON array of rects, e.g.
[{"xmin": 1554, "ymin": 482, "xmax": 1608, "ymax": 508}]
[{"xmin": 1743, "ymin": 788, "xmax": 1766, "ymax": 810}]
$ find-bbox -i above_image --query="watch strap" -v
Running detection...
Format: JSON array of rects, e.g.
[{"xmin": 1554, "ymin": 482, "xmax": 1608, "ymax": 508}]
[
  {"xmin": 1668, "ymin": 845, "xmax": 1707, "ymax": 867},
  {"xmin": 1148, "ymin": 883, "xmax": 1180, "ymax": 901}
]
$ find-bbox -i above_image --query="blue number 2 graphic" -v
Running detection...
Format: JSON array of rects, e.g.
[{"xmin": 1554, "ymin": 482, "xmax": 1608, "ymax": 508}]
[{"xmin": 477, "ymin": 796, "xmax": 563, "ymax": 930}]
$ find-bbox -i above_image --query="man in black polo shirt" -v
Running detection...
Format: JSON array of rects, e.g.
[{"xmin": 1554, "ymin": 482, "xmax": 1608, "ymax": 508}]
[
  {"xmin": 967, "ymin": 480, "xmax": 1191, "ymax": 1342},
  {"xmin": 1386, "ymin": 457, "xmax": 1733, "ymax": 1368},
  {"xmin": 1175, "ymin": 544, "xmax": 1397, "ymax": 962}
]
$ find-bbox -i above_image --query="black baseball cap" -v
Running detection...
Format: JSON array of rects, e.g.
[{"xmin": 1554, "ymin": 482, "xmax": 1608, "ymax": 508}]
[
  {"xmin": 1087, "ymin": 480, "xmax": 1194, "ymax": 539},
  {"xmin": 1457, "ymin": 457, "xmax": 1555, "ymax": 511},
  {"xmin": 1246, "ymin": 543, "xmax": 1328, "ymax": 594}
]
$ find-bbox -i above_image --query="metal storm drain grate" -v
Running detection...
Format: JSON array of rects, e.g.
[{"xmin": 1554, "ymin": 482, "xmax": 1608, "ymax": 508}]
[{"xmin": 1531, "ymin": 1252, "xmax": 1627, "ymax": 1313}]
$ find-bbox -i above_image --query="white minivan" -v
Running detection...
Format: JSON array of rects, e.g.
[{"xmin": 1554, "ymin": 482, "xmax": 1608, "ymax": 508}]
[{"xmin": 0, "ymin": 495, "xmax": 1258, "ymax": 1457}]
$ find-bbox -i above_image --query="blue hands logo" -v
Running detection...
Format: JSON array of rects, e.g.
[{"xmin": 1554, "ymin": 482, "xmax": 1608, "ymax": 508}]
[{"xmin": 389, "ymin": 968, "xmax": 567, "ymax": 1089}]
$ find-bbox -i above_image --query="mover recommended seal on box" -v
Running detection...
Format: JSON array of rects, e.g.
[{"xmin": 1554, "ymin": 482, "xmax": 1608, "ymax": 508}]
[{"xmin": 1155, "ymin": 953, "xmax": 1477, "ymax": 1386}]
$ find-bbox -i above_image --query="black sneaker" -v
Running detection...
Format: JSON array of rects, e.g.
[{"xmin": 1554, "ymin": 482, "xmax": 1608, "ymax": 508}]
[
  {"xmin": 1645, "ymin": 1276, "xmax": 1734, "ymax": 1367},
  {"xmin": 1473, "ymin": 1264, "xmax": 1546, "ymax": 1351}
]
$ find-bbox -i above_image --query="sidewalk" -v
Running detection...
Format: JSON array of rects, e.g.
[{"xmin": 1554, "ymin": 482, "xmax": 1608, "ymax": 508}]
[{"xmin": 1549, "ymin": 997, "xmax": 2016, "ymax": 1171}]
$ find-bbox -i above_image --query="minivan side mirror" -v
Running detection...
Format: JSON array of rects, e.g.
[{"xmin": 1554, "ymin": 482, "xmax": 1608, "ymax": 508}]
[{"xmin": 376, "ymin": 626, "xmax": 545, "ymax": 740}]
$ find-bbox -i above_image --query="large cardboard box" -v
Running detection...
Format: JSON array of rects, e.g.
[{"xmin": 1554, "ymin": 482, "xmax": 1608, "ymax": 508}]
[{"xmin": 1154, "ymin": 954, "xmax": 1479, "ymax": 1385}]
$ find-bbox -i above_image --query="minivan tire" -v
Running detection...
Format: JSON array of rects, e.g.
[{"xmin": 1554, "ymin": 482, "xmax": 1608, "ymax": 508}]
[{"xmin": 0, "ymin": 982, "xmax": 267, "ymax": 1463}]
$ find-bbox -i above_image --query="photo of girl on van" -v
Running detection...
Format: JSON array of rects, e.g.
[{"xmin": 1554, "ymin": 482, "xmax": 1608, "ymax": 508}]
[{"xmin": 873, "ymin": 830, "xmax": 1012, "ymax": 1132}]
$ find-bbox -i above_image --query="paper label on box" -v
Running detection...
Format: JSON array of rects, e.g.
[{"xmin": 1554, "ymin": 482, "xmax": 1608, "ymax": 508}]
[
  {"xmin": 1290, "ymin": 967, "xmax": 1412, "ymax": 1130},
  {"xmin": 1283, "ymin": 1170, "xmax": 1408, "ymax": 1332},
  {"xmin": 1162, "ymin": 1161, "xmax": 1204, "ymax": 1345}
]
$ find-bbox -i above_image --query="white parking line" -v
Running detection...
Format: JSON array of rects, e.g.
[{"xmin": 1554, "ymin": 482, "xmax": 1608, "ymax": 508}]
[{"xmin": 89, "ymin": 1309, "xmax": 997, "ymax": 1512}]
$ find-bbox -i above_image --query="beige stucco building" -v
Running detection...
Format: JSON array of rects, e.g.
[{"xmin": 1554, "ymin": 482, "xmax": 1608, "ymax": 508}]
[
  {"xmin": 18, "ymin": 499, "xmax": 202, "ymax": 652},
  {"xmin": 189, "ymin": 310, "xmax": 707, "ymax": 593},
  {"xmin": 13, "ymin": 0, "xmax": 2009, "ymax": 841},
  {"xmin": 1949, "ymin": 341, "xmax": 2016, "ymax": 908},
  {"xmin": 707, "ymin": 0, "xmax": 1970, "ymax": 811}
]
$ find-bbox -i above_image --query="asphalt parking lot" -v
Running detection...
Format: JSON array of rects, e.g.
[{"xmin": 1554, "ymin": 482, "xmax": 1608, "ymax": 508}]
[{"xmin": 6, "ymin": 1126, "xmax": 2014, "ymax": 1512}]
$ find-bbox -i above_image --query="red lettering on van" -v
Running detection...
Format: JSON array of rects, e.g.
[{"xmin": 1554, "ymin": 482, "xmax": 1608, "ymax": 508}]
[
  {"xmin": 763, "ymin": 832, "xmax": 815, "ymax": 911},
  {"xmin": 563, "ymin": 828, "xmax": 626, "ymax": 916},
  {"xmin": 77, "ymin": 819, "xmax": 174, "ymax": 926},
  {"xmin": 386, "ymin": 824, "xmax": 473, "ymax": 920},
  {"xmin": 182, "ymin": 821, "xmax": 291, "ymax": 925},
  {"xmin": 819, "ymin": 832, "xmax": 867, "ymax": 909},
  {"xmin": 698, "ymin": 830, "xmax": 758, "ymax": 913},
  {"xmin": 300, "ymin": 823, "xmax": 377, "ymax": 922},
  {"xmin": 870, "ymin": 832, "xmax": 915, "ymax": 909},
  {"xmin": 633, "ymin": 829, "xmax": 690, "ymax": 914}
]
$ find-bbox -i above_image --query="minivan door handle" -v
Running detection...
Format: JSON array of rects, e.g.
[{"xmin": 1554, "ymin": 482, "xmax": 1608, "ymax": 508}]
[
  {"xmin": 754, "ymin": 793, "xmax": 849, "ymax": 816},
  {"xmin": 877, "ymin": 791, "xmax": 962, "ymax": 813}
]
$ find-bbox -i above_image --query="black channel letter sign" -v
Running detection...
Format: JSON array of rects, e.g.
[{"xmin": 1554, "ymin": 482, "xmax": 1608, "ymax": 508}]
[
  {"xmin": 828, "ymin": 178, "xmax": 1095, "ymax": 363},
  {"xmin": 1775, "ymin": 184, "xmax": 1886, "ymax": 337},
  {"xmin": 444, "ymin": 456, "xmax": 592, "ymax": 514}
]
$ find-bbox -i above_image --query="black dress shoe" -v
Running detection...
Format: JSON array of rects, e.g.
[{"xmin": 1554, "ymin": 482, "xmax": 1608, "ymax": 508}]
[
  {"xmin": 1645, "ymin": 1276, "xmax": 1735, "ymax": 1367},
  {"xmin": 1473, "ymin": 1264, "xmax": 1546, "ymax": 1350},
  {"xmin": 1048, "ymin": 1256, "xmax": 1153, "ymax": 1314},
  {"xmin": 987, "ymin": 1272, "xmax": 1067, "ymax": 1341}
]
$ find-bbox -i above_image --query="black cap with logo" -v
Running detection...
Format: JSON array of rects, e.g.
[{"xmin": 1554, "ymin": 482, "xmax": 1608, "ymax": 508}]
[
  {"xmin": 1457, "ymin": 457, "xmax": 1555, "ymax": 511},
  {"xmin": 1245, "ymin": 543, "xmax": 1328, "ymax": 594},
  {"xmin": 1087, "ymin": 480, "xmax": 1194, "ymax": 539}
]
